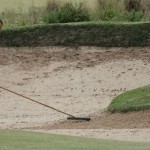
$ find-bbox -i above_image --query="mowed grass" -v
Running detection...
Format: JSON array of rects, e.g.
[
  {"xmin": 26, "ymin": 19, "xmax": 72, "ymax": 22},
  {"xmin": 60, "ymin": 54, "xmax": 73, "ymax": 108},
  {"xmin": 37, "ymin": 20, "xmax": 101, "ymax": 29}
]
[
  {"xmin": 108, "ymin": 85, "xmax": 150, "ymax": 112},
  {"xmin": 0, "ymin": 130, "xmax": 150, "ymax": 150}
]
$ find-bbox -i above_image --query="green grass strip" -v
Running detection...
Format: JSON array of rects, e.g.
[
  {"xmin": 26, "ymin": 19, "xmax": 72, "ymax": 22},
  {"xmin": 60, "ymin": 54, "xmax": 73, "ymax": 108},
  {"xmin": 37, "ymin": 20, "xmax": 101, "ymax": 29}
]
[{"xmin": 0, "ymin": 129, "xmax": 150, "ymax": 150}]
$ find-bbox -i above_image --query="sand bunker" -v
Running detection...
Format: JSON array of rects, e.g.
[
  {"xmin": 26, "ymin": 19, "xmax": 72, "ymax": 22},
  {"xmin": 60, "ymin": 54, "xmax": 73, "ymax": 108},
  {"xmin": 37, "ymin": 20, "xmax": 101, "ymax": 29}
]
[{"xmin": 0, "ymin": 46, "xmax": 150, "ymax": 142}]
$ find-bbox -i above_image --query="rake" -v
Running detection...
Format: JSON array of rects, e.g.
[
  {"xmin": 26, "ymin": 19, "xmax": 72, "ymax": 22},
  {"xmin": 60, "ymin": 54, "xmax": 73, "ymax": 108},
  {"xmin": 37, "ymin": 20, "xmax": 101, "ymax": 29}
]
[{"xmin": 0, "ymin": 86, "xmax": 91, "ymax": 121}]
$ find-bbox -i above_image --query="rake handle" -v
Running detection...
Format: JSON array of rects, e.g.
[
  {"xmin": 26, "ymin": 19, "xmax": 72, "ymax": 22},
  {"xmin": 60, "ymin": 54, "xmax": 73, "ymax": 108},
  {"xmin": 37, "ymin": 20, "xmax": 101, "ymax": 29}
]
[{"xmin": 0, "ymin": 86, "xmax": 76, "ymax": 118}]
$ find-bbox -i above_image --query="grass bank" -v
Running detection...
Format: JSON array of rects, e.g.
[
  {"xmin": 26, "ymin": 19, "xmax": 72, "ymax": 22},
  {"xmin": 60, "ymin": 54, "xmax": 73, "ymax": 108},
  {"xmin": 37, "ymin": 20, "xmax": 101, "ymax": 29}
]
[
  {"xmin": 0, "ymin": 129, "xmax": 150, "ymax": 150},
  {"xmin": 108, "ymin": 85, "xmax": 150, "ymax": 112},
  {"xmin": 0, "ymin": 22, "xmax": 150, "ymax": 47}
]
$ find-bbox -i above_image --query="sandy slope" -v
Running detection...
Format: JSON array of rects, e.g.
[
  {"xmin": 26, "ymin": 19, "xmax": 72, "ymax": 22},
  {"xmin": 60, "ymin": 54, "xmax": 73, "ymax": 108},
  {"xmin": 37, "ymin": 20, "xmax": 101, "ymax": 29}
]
[
  {"xmin": 34, "ymin": 129, "xmax": 150, "ymax": 142},
  {"xmin": 0, "ymin": 46, "xmax": 150, "ymax": 142}
]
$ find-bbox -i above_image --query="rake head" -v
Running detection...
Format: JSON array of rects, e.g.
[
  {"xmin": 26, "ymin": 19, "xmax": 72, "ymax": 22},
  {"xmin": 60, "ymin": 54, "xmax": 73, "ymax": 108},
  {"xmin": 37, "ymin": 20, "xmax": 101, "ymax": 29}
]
[{"xmin": 67, "ymin": 116, "xmax": 91, "ymax": 121}]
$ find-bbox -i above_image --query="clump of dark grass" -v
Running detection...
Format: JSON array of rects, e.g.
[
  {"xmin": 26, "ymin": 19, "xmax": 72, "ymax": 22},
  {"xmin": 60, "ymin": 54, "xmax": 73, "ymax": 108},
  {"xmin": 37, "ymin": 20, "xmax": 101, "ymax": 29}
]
[{"xmin": 43, "ymin": 1, "xmax": 90, "ymax": 24}]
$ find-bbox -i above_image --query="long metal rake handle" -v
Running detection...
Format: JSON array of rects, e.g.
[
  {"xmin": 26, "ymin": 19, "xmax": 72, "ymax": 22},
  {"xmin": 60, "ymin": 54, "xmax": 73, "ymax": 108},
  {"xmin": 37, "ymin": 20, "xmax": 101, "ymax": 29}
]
[{"xmin": 0, "ymin": 86, "xmax": 76, "ymax": 118}]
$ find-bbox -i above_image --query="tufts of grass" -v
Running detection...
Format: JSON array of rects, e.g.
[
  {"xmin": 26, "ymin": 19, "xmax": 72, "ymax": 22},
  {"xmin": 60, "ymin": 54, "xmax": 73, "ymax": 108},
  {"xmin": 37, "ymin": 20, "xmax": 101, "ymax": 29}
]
[
  {"xmin": 43, "ymin": 2, "xmax": 90, "ymax": 24},
  {"xmin": 58, "ymin": 2, "xmax": 90, "ymax": 23},
  {"xmin": 93, "ymin": 0, "xmax": 125, "ymax": 21},
  {"xmin": 127, "ymin": 10, "xmax": 144, "ymax": 22},
  {"xmin": 108, "ymin": 85, "xmax": 150, "ymax": 113},
  {"xmin": 0, "ymin": 6, "xmax": 45, "ymax": 29},
  {"xmin": 42, "ymin": 0, "xmax": 60, "ymax": 24},
  {"xmin": 0, "ymin": 129, "xmax": 150, "ymax": 150},
  {"xmin": 0, "ymin": 0, "xmax": 150, "ymax": 29}
]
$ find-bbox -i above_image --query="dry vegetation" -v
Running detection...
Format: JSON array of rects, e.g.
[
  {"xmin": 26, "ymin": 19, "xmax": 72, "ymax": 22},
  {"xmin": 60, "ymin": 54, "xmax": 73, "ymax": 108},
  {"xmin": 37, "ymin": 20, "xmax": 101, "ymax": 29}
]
[{"xmin": 0, "ymin": 0, "xmax": 150, "ymax": 28}]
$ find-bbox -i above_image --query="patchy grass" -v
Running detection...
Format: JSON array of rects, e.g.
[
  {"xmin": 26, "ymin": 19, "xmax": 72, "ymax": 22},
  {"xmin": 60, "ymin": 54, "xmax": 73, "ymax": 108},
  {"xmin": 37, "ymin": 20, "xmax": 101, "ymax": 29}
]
[
  {"xmin": 108, "ymin": 85, "xmax": 150, "ymax": 112},
  {"xmin": 0, "ymin": 129, "xmax": 150, "ymax": 150}
]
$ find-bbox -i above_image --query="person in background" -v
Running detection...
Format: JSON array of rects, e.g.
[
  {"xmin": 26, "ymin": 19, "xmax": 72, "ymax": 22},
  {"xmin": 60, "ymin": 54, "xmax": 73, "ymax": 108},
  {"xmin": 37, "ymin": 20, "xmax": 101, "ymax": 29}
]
[{"xmin": 0, "ymin": 19, "xmax": 3, "ymax": 30}]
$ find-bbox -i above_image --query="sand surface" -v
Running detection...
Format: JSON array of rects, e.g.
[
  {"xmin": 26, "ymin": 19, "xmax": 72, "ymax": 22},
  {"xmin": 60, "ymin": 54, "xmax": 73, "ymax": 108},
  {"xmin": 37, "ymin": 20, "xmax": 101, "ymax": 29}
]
[
  {"xmin": 32, "ymin": 129, "xmax": 150, "ymax": 142},
  {"xmin": 0, "ymin": 46, "xmax": 150, "ymax": 142}
]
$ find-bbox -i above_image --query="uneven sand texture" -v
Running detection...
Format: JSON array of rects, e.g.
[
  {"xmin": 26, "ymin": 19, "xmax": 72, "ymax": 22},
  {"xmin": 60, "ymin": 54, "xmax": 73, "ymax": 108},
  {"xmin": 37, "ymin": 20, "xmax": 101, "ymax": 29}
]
[
  {"xmin": 0, "ymin": 46, "xmax": 150, "ymax": 141},
  {"xmin": 41, "ymin": 129, "xmax": 150, "ymax": 143}
]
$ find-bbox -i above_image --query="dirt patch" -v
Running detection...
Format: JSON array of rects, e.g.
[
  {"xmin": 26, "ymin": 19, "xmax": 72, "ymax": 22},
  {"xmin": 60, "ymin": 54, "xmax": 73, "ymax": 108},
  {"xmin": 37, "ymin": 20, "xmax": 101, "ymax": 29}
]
[
  {"xmin": 0, "ymin": 46, "xmax": 150, "ymax": 141},
  {"xmin": 42, "ymin": 110, "xmax": 150, "ymax": 130},
  {"xmin": 0, "ymin": 46, "xmax": 150, "ymax": 69}
]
